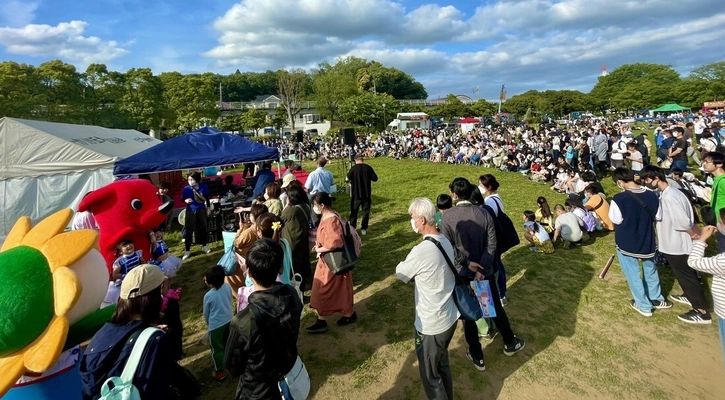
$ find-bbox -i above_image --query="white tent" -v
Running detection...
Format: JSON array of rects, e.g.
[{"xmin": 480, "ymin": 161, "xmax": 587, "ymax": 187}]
[{"xmin": 0, "ymin": 117, "xmax": 161, "ymax": 236}]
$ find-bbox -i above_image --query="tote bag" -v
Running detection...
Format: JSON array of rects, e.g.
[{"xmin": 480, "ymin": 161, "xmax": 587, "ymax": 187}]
[{"xmin": 322, "ymin": 217, "xmax": 359, "ymax": 275}]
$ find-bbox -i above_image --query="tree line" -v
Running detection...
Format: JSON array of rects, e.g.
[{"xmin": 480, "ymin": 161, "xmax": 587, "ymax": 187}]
[{"xmin": 1, "ymin": 58, "xmax": 722, "ymax": 135}]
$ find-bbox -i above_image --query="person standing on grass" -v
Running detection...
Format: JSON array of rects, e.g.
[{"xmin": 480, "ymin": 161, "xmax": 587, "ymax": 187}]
[
  {"xmin": 640, "ymin": 165, "xmax": 711, "ymax": 324},
  {"xmin": 182, "ymin": 172, "xmax": 211, "ymax": 260},
  {"xmin": 305, "ymin": 156, "xmax": 335, "ymax": 196},
  {"xmin": 478, "ymin": 174, "xmax": 510, "ymax": 306},
  {"xmin": 203, "ymin": 265, "xmax": 233, "ymax": 381},
  {"xmin": 346, "ymin": 154, "xmax": 378, "ymax": 236},
  {"xmin": 225, "ymin": 239, "xmax": 306, "ymax": 400},
  {"xmin": 608, "ymin": 167, "xmax": 672, "ymax": 317},
  {"xmin": 440, "ymin": 177, "xmax": 525, "ymax": 372},
  {"xmin": 688, "ymin": 216, "xmax": 725, "ymax": 365},
  {"xmin": 396, "ymin": 197, "xmax": 459, "ymax": 400},
  {"xmin": 702, "ymin": 151, "xmax": 725, "ymax": 252}
]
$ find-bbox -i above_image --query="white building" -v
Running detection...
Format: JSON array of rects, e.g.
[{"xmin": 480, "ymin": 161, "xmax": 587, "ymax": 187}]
[{"xmin": 388, "ymin": 112, "xmax": 430, "ymax": 131}]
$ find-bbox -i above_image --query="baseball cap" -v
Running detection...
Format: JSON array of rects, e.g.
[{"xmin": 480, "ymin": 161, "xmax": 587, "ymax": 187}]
[
  {"xmin": 120, "ymin": 264, "xmax": 166, "ymax": 299},
  {"xmin": 281, "ymin": 174, "xmax": 297, "ymax": 188}
]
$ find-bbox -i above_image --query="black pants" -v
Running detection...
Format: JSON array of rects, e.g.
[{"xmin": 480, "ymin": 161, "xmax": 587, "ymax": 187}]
[
  {"xmin": 463, "ymin": 274, "xmax": 515, "ymax": 360},
  {"xmin": 242, "ymin": 163, "xmax": 254, "ymax": 179},
  {"xmin": 350, "ymin": 197, "xmax": 372, "ymax": 230},
  {"xmin": 184, "ymin": 209, "xmax": 208, "ymax": 251},
  {"xmin": 664, "ymin": 253, "xmax": 708, "ymax": 311}
]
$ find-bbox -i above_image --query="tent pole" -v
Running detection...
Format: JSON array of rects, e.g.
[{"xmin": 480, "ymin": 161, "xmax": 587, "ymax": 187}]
[{"xmin": 277, "ymin": 161, "xmax": 281, "ymax": 179}]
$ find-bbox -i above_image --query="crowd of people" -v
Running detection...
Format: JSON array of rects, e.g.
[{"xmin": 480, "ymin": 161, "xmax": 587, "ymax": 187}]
[{"xmin": 74, "ymin": 113, "xmax": 725, "ymax": 400}]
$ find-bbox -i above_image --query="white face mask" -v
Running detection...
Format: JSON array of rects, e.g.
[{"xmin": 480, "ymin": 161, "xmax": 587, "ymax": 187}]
[
  {"xmin": 188, "ymin": 179, "xmax": 196, "ymax": 186},
  {"xmin": 410, "ymin": 218, "xmax": 419, "ymax": 234},
  {"xmin": 313, "ymin": 205, "xmax": 322, "ymax": 215},
  {"xmin": 478, "ymin": 184, "xmax": 486, "ymax": 193},
  {"xmin": 264, "ymin": 193, "xmax": 269, "ymax": 200}
]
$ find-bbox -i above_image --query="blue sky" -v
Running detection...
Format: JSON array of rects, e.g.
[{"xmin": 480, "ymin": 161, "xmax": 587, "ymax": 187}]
[{"xmin": 1, "ymin": 0, "xmax": 724, "ymax": 100}]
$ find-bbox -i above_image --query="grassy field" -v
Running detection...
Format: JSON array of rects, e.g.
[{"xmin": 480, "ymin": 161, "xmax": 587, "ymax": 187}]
[{"xmin": 167, "ymin": 155, "xmax": 724, "ymax": 399}]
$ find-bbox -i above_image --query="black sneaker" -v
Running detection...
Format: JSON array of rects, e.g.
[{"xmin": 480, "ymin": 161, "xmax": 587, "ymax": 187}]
[
  {"xmin": 503, "ymin": 336, "xmax": 526, "ymax": 356},
  {"xmin": 305, "ymin": 319, "xmax": 328, "ymax": 333},
  {"xmin": 466, "ymin": 348, "xmax": 486, "ymax": 371},
  {"xmin": 669, "ymin": 294, "xmax": 691, "ymax": 306},
  {"xmin": 651, "ymin": 299, "xmax": 673, "ymax": 309},
  {"xmin": 336, "ymin": 312, "xmax": 358, "ymax": 326},
  {"xmin": 677, "ymin": 309, "xmax": 712, "ymax": 325}
]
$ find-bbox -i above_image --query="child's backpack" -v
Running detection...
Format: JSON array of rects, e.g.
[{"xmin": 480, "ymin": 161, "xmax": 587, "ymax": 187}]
[
  {"xmin": 98, "ymin": 327, "xmax": 162, "ymax": 400},
  {"xmin": 579, "ymin": 208, "xmax": 597, "ymax": 232}
]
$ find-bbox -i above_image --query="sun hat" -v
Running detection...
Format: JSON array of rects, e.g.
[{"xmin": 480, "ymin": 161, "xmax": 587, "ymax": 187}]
[
  {"xmin": 120, "ymin": 264, "xmax": 166, "ymax": 299},
  {"xmin": 281, "ymin": 174, "xmax": 297, "ymax": 188}
]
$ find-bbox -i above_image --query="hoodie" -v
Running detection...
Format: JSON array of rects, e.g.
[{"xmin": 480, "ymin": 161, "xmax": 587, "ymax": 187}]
[{"xmin": 225, "ymin": 283, "xmax": 303, "ymax": 400}]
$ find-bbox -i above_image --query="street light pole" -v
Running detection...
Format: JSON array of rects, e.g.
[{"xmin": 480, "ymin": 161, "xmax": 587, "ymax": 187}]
[{"xmin": 382, "ymin": 103, "xmax": 386, "ymax": 131}]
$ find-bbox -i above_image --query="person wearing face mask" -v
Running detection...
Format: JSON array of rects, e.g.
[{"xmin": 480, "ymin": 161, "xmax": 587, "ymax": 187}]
[
  {"xmin": 182, "ymin": 172, "xmax": 211, "ymax": 260},
  {"xmin": 608, "ymin": 167, "xmax": 671, "ymax": 317},
  {"xmin": 306, "ymin": 192, "xmax": 357, "ymax": 334},
  {"xmin": 228, "ymin": 204, "xmax": 268, "ymax": 295},
  {"xmin": 479, "ymin": 174, "xmax": 510, "ymax": 307},
  {"xmin": 668, "ymin": 127, "xmax": 689, "ymax": 172},
  {"xmin": 640, "ymin": 166, "xmax": 710, "ymax": 324},
  {"xmin": 395, "ymin": 197, "xmax": 459, "ymax": 399}
]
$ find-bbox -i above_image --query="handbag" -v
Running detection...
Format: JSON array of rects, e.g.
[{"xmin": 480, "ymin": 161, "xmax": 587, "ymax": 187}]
[
  {"xmin": 322, "ymin": 217, "xmax": 358, "ymax": 275},
  {"xmin": 296, "ymin": 205, "xmax": 317, "ymax": 252},
  {"xmin": 218, "ymin": 246, "xmax": 239, "ymax": 276},
  {"xmin": 281, "ymin": 238, "xmax": 304, "ymax": 302},
  {"xmin": 278, "ymin": 356, "xmax": 310, "ymax": 400},
  {"xmin": 424, "ymin": 237, "xmax": 484, "ymax": 321}
]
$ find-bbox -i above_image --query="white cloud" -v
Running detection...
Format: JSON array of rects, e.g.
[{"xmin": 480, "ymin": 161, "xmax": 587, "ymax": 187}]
[
  {"xmin": 0, "ymin": 20, "xmax": 129, "ymax": 64},
  {"xmin": 0, "ymin": 1, "xmax": 39, "ymax": 28},
  {"xmin": 199, "ymin": 0, "xmax": 725, "ymax": 98}
]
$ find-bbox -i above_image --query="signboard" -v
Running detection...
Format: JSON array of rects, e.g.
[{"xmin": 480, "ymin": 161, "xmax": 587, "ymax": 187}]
[{"xmin": 704, "ymin": 101, "xmax": 725, "ymax": 108}]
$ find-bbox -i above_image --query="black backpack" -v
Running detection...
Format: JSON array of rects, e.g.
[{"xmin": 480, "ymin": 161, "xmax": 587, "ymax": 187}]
[{"xmin": 484, "ymin": 197, "xmax": 520, "ymax": 254}]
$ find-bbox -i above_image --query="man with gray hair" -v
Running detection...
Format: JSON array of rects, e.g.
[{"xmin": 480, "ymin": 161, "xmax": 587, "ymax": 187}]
[{"xmin": 396, "ymin": 197, "xmax": 459, "ymax": 400}]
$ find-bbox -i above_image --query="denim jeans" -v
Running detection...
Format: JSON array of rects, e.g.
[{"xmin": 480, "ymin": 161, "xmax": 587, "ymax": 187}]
[
  {"xmin": 720, "ymin": 317, "xmax": 725, "ymax": 367},
  {"xmin": 616, "ymin": 250, "xmax": 664, "ymax": 311}
]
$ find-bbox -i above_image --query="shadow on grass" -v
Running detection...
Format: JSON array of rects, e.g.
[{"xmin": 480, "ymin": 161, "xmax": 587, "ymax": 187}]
[{"xmin": 375, "ymin": 242, "xmax": 596, "ymax": 399}]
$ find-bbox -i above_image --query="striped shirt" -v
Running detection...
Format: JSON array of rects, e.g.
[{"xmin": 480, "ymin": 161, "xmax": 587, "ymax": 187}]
[
  {"xmin": 688, "ymin": 241, "xmax": 725, "ymax": 318},
  {"xmin": 153, "ymin": 239, "xmax": 170, "ymax": 258},
  {"xmin": 113, "ymin": 250, "xmax": 143, "ymax": 276}
]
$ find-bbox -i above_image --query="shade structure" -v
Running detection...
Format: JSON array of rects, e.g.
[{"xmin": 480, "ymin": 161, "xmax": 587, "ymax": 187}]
[
  {"xmin": 651, "ymin": 103, "xmax": 690, "ymax": 113},
  {"xmin": 113, "ymin": 132, "xmax": 279, "ymax": 175}
]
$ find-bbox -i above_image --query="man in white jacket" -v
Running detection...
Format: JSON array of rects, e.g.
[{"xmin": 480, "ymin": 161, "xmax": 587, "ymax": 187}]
[{"xmin": 640, "ymin": 166, "xmax": 711, "ymax": 324}]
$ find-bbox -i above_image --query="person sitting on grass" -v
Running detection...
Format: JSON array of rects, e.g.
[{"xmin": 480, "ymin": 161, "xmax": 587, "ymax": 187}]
[
  {"xmin": 535, "ymin": 196, "xmax": 555, "ymax": 233},
  {"xmin": 552, "ymin": 204, "xmax": 585, "ymax": 249},
  {"xmin": 583, "ymin": 185, "xmax": 614, "ymax": 231},
  {"xmin": 522, "ymin": 210, "xmax": 554, "ymax": 253}
]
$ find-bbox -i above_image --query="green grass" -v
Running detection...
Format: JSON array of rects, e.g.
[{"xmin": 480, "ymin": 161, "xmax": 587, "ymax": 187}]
[{"xmin": 168, "ymin": 154, "xmax": 723, "ymax": 399}]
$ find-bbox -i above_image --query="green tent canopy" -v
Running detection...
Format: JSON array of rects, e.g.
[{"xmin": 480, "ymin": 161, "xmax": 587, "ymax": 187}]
[{"xmin": 651, "ymin": 103, "xmax": 690, "ymax": 112}]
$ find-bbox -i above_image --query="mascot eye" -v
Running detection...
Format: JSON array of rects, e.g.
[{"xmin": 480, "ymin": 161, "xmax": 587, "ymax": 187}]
[{"xmin": 131, "ymin": 199, "xmax": 142, "ymax": 210}]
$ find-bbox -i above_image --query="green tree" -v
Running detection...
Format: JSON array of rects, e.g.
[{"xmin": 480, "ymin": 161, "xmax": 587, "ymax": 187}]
[
  {"xmin": 160, "ymin": 72, "xmax": 220, "ymax": 131},
  {"xmin": 503, "ymin": 90, "xmax": 540, "ymax": 116},
  {"xmin": 430, "ymin": 94, "xmax": 472, "ymax": 121},
  {"xmin": 34, "ymin": 59, "xmax": 84, "ymax": 122},
  {"xmin": 470, "ymin": 99, "xmax": 497, "ymax": 117},
  {"xmin": 312, "ymin": 70, "xmax": 357, "ymax": 123},
  {"xmin": 688, "ymin": 61, "xmax": 725, "ymax": 103},
  {"xmin": 81, "ymin": 64, "xmax": 129, "ymax": 127},
  {"xmin": 339, "ymin": 92, "xmax": 398, "ymax": 129},
  {"xmin": 0, "ymin": 61, "xmax": 39, "ymax": 119},
  {"xmin": 590, "ymin": 63, "xmax": 681, "ymax": 111},
  {"xmin": 219, "ymin": 113, "xmax": 243, "ymax": 133},
  {"xmin": 241, "ymin": 108, "xmax": 267, "ymax": 135},
  {"xmin": 120, "ymin": 68, "xmax": 166, "ymax": 130},
  {"xmin": 271, "ymin": 104, "xmax": 288, "ymax": 133}
]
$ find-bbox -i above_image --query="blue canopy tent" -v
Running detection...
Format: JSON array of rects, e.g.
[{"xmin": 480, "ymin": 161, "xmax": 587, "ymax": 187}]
[
  {"xmin": 113, "ymin": 132, "xmax": 279, "ymax": 175},
  {"xmin": 192, "ymin": 126, "xmax": 222, "ymax": 135}
]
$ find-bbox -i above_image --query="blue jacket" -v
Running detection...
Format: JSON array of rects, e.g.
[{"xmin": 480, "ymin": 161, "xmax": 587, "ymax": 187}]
[
  {"xmin": 252, "ymin": 169, "xmax": 276, "ymax": 199},
  {"xmin": 612, "ymin": 190, "xmax": 659, "ymax": 258},
  {"xmin": 80, "ymin": 321, "xmax": 174, "ymax": 400}
]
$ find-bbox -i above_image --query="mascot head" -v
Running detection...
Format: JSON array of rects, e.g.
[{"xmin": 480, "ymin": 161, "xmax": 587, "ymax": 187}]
[
  {"xmin": 0, "ymin": 209, "xmax": 107, "ymax": 398},
  {"xmin": 78, "ymin": 179, "xmax": 173, "ymax": 232}
]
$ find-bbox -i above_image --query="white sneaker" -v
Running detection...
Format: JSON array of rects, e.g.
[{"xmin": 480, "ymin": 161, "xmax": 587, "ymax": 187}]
[
  {"xmin": 182, "ymin": 251, "xmax": 191, "ymax": 260},
  {"xmin": 202, "ymin": 246, "xmax": 211, "ymax": 254},
  {"xmin": 361, "ymin": 229, "xmax": 367, "ymax": 236}
]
